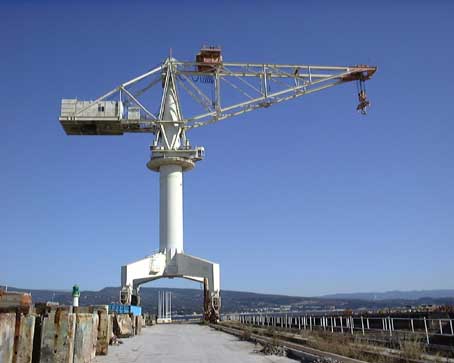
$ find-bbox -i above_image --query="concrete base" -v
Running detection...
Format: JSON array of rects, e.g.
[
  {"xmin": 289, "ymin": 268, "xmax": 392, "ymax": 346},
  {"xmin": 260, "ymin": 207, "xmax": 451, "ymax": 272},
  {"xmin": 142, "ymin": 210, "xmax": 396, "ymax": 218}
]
[
  {"xmin": 108, "ymin": 315, "xmax": 114, "ymax": 344},
  {"xmin": 113, "ymin": 315, "xmax": 133, "ymax": 338},
  {"xmin": 156, "ymin": 318, "xmax": 172, "ymax": 324},
  {"xmin": 39, "ymin": 309, "xmax": 76, "ymax": 363},
  {"xmin": 15, "ymin": 314, "xmax": 36, "ymax": 363},
  {"xmin": 94, "ymin": 307, "xmax": 110, "ymax": 356},
  {"xmin": 121, "ymin": 251, "xmax": 221, "ymax": 320},
  {"xmin": 134, "ymin": 316, "xmax": 142, "ymax": 335},
  {"xmin": 73, "ymin": 313, "xmax": 98, "ymax": 363},
  {"xmin": 0, "ymin": 313, "xmax": 15, "ymax": 363}
]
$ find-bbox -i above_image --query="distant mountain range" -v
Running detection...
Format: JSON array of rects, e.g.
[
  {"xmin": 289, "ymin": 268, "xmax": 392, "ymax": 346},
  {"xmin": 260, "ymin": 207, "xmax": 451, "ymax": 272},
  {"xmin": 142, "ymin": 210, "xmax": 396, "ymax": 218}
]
[
  {"xmin": 322, "ymin": 290, "xmax": 454, "ymax": 301},
  {"xmin": 3, "ymin": 286, "xmax": 454, "ymax": 315}
]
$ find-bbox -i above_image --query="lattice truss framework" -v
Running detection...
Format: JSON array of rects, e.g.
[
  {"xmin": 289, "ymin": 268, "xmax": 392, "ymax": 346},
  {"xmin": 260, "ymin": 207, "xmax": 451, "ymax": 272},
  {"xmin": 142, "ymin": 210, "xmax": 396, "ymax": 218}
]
[{"xmin": 59, "ymin": 57, "xmax": 377, "ymax": 139}]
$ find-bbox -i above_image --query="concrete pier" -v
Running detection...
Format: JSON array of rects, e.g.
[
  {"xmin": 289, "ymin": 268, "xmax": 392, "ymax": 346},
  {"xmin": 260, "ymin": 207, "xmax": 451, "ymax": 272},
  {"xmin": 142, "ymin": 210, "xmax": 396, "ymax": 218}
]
[{"xmin": 94, "ymin": 324, "xmax": 293, "ymax": 363}]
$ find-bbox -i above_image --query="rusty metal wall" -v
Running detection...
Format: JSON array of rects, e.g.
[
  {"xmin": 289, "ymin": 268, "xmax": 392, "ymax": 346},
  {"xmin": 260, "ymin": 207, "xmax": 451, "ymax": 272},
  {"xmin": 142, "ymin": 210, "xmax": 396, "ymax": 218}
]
[{"xmin": 0, "ymin": 291, "xmax": 32, "ymax": 313}]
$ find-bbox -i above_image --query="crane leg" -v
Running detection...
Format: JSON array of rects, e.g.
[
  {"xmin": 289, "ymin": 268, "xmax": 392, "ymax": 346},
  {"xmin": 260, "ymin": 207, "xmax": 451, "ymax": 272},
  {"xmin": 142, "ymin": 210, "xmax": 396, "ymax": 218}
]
[{"xmin": 121, "ymin": 251, "xmax": 221, "ymax": 321}]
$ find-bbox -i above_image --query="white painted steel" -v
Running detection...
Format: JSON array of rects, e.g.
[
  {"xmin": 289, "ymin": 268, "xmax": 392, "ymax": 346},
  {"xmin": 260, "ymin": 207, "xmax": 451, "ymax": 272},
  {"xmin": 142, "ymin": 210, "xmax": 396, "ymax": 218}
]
[
  {"xmin": 159, "ymin": 164, "xmax": 183, "ymax": 256},
  {"xmin": 161, "ymin": 71, "xmax": 182, "ymax": 149},
  {"xmin": 60, "ymin": 55, "xmax": 375, "ymax": 320},
  {"xmin": 157, "ymin": 291, "xmax": 172, "ymax": 323},
  {"xmin": 72, "ymin": 296, "xmax": 79, "ymax": 307},
  {"xmin": 120, "ymin": 63, "xmax": 221, "ymax": 314},
  {"xmin": 157, "ymin": 67, "xmax": 185, "ymax": 257},
  {"xmin": 230, "ymin": 314, "xmax": 454, "ymax": 346}
]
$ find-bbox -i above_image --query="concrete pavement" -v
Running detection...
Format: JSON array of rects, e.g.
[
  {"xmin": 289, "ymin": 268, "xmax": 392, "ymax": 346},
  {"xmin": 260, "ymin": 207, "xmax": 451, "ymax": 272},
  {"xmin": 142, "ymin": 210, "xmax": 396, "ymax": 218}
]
[{"xmin": 94, "ymin": 323, "xmax": 294, "ymax": 363}]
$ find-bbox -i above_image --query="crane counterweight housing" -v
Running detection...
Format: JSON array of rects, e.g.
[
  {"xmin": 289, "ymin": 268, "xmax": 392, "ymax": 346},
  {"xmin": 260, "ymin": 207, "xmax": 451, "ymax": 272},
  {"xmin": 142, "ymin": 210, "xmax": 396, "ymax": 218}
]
[{"xmin": 58, "ymin": 48, "xmax": 377, "ymax": 322}]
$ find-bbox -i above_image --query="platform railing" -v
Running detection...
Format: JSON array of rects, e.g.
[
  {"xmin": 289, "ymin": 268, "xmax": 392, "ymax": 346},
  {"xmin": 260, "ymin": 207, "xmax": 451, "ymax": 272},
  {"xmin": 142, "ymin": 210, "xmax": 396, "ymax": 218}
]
[{"xmin": 222, "ymin": 313, "xmax": 454, "ymax": 345}]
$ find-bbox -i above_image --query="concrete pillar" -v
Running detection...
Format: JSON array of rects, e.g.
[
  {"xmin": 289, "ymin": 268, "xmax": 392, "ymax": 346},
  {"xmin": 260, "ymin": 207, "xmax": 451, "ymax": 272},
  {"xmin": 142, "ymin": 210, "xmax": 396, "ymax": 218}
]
[
  {"xmin": 73, "ymin": 313, "xmax": 98, "ymax": 363},
  {"xmin": 0, "ymin": 313, "xmax": 15, "ymax": 363},
  {"xmin": 40, "ymin": 309, "xmax": 76, "ymax": 363},
  {"xmin": 92, "ymin": 307, "xmax": 109, "ymax": 356},
  {"xmin": 134, "ymin": 316, "xmax": 142, "ymax": 335},
  {"xmin": 113, "ymin": 315, "xmax": 133, "ymax": 338},
  {"xmin": 15, "ymin": 314, "xmax": 36, "ymax": 363}
]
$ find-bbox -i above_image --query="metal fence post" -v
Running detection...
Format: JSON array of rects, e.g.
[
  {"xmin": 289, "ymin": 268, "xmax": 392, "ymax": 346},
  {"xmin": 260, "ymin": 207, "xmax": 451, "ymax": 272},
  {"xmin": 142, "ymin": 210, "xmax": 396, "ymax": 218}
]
[
  {"xmin": 340, "ymin": 316, "xmax": 344, "ymax": 334},
  {"xmin": 411, "ymin": 318, "xmax": 414, "ymax": 333},
  {"xmin": 361, "ymin": 316, "xmax": 365, "ymax": 336},
  {"xmin": 424, "ymin": 317, "xmax": 430, "ymax": 345}
]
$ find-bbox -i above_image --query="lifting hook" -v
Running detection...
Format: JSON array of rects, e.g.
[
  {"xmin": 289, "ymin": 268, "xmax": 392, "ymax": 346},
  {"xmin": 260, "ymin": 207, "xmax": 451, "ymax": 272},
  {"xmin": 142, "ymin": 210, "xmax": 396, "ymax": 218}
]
[{"xmin": 356, "ymin": 79, "xmax": 370, "ymax": 115}]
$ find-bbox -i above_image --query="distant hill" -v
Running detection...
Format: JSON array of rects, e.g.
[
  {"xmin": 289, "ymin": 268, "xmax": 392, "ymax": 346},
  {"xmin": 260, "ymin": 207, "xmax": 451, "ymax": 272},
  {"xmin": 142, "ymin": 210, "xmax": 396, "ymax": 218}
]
[
  {"xmin": 3, "ymin": 286, "xmax": 454, "ymax": 315},
  {"xmin": 322, "ymin": 290, "xmax": 454, "ymax": 301}
]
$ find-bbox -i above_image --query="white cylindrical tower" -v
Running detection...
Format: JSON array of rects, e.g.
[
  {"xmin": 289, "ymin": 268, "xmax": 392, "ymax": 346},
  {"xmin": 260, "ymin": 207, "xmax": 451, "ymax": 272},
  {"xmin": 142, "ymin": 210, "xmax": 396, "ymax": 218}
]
[
  {"xmin": 159, "ymin": 164, "xmax": 183, "ymax": 255},
  {"xmin": 147, "ymin": 62, "xmax": 199, "ymax": 259}
]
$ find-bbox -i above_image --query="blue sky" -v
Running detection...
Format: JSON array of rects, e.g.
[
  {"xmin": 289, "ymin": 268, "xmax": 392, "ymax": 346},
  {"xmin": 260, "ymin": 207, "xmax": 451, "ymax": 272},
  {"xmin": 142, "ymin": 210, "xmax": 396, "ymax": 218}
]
[{"xmin": 1, "ymin": 0, "xmax": 453, "ymax": 296}]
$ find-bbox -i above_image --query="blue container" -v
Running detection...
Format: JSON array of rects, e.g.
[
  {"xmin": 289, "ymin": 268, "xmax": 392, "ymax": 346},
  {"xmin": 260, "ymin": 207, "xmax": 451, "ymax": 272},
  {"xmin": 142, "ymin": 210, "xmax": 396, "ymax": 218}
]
[{"xmin": 109, "ymin": 304, "xmax": 142, "ymax": 316}]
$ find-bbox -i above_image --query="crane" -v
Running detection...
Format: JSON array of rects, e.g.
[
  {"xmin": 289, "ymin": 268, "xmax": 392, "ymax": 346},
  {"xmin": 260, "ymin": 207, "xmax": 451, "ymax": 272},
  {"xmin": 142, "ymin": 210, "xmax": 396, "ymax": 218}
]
[{"xmin": 59, "ymin": 46, "xmax": 377, "ymax": 322}]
